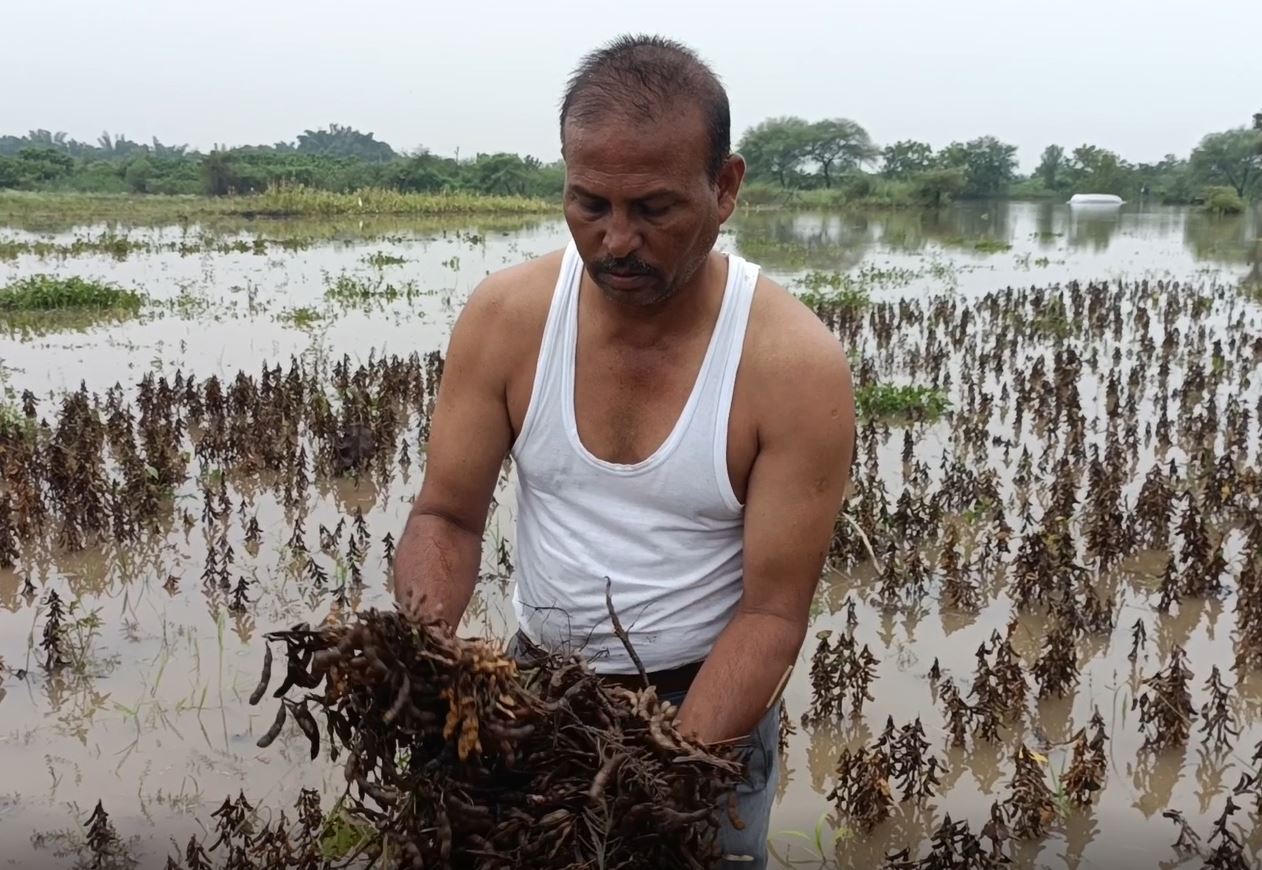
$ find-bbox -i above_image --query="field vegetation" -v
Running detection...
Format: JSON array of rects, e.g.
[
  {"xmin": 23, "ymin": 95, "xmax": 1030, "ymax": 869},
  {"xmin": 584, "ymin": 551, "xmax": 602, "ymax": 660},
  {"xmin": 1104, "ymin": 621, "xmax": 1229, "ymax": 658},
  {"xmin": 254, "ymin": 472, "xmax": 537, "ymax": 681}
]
[{"xmin": 3, "ymin": 111, "xmax": 1259, "ymax": 213}]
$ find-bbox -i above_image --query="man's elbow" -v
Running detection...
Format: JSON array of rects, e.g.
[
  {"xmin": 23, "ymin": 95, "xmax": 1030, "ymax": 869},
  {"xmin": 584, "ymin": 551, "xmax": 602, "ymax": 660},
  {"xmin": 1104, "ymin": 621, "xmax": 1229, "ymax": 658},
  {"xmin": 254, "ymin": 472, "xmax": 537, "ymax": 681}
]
[
  {"xmin": 403, "ymin": 502, "xmax": 484, "ymax": 540},
  {"xmin": 732, "ymin": 603, "xmax": 810, "ymax": 650}
]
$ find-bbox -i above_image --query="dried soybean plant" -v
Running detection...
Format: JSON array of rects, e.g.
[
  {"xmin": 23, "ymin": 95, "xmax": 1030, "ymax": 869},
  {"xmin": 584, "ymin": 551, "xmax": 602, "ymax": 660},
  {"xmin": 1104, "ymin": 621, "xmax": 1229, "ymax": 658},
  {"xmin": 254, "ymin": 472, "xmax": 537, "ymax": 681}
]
[
  {"xmin": 1199, "ymin": 666, "xmax": 1240, "ymax": 750},
  {"xmin": 803, "ymin": 629, "xmax": 880, "ymax": 726},
  {"xmin": 1061, "ymin": 710, "xmax": 1109, "ymax": 806},
  {"xmin": 1003, "ymin": 745, "xmax": 1057, "ymax": 839},
  {"xmin": 1133, "ymin": 645, "xmax": 1196, "ymax": 750},
  {"xmin": 238, "ymin": 608, "xmax": 742, "ymax": 869}
]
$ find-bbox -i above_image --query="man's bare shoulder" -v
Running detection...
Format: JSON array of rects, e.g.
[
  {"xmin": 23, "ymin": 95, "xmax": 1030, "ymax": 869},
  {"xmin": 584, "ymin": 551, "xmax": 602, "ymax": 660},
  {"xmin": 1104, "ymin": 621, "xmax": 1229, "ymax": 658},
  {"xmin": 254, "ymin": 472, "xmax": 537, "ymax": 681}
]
[
  {"xmin": 462, "ymin": 248, "xmax": 565, "ymax": 331},
  {"xmin": 743, "ymin": 273, "xmax": 851, "ymax": 401}
]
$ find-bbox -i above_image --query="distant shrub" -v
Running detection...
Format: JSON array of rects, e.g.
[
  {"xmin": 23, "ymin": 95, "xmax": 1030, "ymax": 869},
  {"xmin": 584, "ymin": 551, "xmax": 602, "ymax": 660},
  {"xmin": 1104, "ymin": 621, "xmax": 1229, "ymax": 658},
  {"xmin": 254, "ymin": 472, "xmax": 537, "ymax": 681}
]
[{"xmin": 1203, "ymin": 187, "xmax": 1245, "ymax": 215}]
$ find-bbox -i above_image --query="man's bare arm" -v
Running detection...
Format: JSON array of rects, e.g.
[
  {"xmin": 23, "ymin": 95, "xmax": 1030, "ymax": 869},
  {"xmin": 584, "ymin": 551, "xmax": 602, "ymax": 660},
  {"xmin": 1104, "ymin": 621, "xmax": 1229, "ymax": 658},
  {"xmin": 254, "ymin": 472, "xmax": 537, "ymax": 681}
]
[
  {"xmin": 675, "ymin": 316, "xmax": 855, "ymax": 744},
  {"xmin": 394, "ymin": 277, "xmax": 515, "ymax": 627}
]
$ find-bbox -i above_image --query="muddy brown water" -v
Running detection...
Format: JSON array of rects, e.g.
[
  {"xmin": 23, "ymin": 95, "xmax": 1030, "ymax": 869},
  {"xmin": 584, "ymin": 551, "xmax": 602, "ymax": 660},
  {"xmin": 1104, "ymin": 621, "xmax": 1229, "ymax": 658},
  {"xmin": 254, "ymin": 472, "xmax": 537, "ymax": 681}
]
[{"xmin": 0, "ymin": 201, "xmax": 1260, "ymax": 868}]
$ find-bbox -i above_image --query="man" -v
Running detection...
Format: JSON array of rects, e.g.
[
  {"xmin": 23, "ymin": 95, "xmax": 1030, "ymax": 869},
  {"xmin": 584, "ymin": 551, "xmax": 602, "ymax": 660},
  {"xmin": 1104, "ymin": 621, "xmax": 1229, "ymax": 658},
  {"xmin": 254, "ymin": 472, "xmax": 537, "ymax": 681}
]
[{"xmin": 394, "ymin": 34, "xmax": 855, "ymax": 868}]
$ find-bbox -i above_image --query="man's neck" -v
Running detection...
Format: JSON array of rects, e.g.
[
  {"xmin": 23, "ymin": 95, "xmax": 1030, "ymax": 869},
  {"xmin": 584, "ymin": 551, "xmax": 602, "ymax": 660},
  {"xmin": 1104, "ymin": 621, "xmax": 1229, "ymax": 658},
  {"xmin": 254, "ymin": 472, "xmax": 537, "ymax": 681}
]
[{"xmin": 581, "ymin": 250, "xmax": 726, "ymax": 349}]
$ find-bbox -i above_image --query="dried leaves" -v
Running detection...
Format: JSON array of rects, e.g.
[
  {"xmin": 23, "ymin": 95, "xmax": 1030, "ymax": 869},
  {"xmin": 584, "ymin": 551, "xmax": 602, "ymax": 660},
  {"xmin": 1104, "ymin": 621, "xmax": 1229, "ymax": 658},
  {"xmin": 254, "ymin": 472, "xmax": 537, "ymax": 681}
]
[
  {"xmin": 1134, "ymin": 646, "xmax": 1196, "ymax": 751},
  {"xmin": 243, "ymin": 609, "xmax": 741, "ymax": 868},
  {"xmin": 1003, "ymin": 745, "xmax": 1056, "ymax": 839},
  {"xmin": 1061, "ymin": 710, "xmax": 1108, "ymax": 805},
  {"xmin": 803, "ymin": 629, "xmax": 880, "ymax": 725},
  {"xmin": 828, "ymin": 717, "xmax": 943, "ymax": 834}
]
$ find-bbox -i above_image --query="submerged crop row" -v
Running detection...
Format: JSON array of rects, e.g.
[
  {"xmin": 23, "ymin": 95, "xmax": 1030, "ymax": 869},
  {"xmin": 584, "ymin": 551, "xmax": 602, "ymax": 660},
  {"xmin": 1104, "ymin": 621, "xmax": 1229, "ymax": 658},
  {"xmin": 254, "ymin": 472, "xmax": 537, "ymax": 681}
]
[{"xmin": 2, "ymin": 274, "xmax": 1262, "ymax": 867}]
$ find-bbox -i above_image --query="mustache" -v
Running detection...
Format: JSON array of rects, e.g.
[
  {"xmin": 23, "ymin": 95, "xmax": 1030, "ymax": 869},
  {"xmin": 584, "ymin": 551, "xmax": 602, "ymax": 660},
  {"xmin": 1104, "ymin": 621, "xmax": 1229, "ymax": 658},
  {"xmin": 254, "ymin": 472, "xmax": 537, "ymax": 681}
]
[{"xmin": 593, "ymin": 256, "xmax": 658, "ymax": 278}]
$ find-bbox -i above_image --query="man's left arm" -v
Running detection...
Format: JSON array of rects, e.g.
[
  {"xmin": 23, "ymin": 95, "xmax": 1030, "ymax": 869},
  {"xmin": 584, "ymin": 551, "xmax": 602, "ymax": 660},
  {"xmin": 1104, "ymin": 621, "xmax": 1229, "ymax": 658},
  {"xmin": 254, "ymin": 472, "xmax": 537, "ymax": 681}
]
[{"xmin": 675, "ymin": 329, "xmax": 855, "ymax": 744}]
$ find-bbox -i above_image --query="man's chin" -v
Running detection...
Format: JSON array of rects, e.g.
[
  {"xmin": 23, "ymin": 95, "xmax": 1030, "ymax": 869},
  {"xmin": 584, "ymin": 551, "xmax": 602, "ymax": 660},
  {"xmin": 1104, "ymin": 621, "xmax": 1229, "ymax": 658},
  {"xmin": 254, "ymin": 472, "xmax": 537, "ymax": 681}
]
[{"xmin": 596, "ymin": 278, "xmax": 671, "ymax": 308}]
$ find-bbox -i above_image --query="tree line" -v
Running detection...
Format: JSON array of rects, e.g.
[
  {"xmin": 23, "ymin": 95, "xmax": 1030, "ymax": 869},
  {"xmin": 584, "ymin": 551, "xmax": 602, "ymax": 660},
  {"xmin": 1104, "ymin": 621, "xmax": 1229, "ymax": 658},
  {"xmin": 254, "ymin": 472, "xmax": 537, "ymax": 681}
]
[
  {"xmin": 2, "ymin": 114, "xmax": 1259, "ymax": 208},
  {"xmin": 739, "ymin": 112, "xmax": 1262, "ymax": 208},
  {"xmin": 0, "ymin": 125, "xmax": 565, "ymax": 199}
]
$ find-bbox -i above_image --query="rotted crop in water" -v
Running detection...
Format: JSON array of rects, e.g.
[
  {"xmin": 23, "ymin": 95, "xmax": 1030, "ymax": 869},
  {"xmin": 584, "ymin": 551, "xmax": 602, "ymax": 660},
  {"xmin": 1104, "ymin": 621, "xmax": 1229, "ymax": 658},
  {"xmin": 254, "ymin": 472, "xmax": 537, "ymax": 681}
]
[
  {"xmin": 1061, "ymin": 709, "xmax": 1109, "ymax": 806},
  {"xmin": 938, "ymin": 678, "xmax": 970, "ymax": 749},
  {"xmin": 9, "ymin": 269, "xmax": 1262, "ymax": 867},
  {"xmin": 828, "ymin": 716, "xmax": 944, "ymax": 834},
  {"xmin": 802, "ymin": 628, "xmax": 879, "ymax": 725},
  {"xmin": 163, "ymin": 788, "xmax": 332, "ymax": 869},
  {"xmin": 0, "ymin": 350, "xmax": 444, "ymax": 562},
  {"xmin": 882, "ymin": 805, "xmax": 1010, "ymax": 869},
  {"xmin": 1003, "ymin": 745, "xmax": 1056, "ymax": 839},
  {"xmin": 1200, "ymin": 666, "xmax": 1240, "ymax": 750},
  {"xmin": 1202, "ymin": 797, "xmax": 1250, "ymax": 870},
  {"xmin": 1031, "ymin": 615, "xmax": 1078, "ymax": 700},
  {"xmin": 827, "ymin": 742, "xmax": 894, "ymax": 833},
  {"xmin": 84, "ymin": 800, "xmax": 127, "ymax": 869},
  {"xmin": 237, "ymin": 608, "xmax": 742, "ymax": 869},
  {"xmin": 1134, "ymin": 645, "xmax": 1197, "ymax": 751}
]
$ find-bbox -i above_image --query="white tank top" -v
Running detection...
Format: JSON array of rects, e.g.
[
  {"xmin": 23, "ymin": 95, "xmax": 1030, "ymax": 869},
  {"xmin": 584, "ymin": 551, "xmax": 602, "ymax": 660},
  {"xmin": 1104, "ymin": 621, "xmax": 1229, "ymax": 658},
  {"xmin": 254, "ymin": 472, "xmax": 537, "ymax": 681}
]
[{"xmin": 510, "ymin": 241, "xmax": 759, "ymax": 673}]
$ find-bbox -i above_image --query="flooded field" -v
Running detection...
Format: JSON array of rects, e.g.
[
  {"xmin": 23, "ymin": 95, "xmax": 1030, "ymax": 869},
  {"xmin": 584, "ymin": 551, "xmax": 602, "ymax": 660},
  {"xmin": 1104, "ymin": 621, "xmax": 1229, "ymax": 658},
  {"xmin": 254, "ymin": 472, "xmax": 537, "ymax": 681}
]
[{"xmin": 1, "ymin": 200, "xmax": 1261, "ymax": 868}]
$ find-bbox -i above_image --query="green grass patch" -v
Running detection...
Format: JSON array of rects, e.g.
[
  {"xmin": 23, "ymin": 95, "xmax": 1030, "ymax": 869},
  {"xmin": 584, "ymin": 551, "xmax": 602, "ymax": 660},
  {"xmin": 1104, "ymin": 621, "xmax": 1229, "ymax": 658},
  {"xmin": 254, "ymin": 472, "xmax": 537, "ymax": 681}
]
[
  {"xmin": 0, "ymin": 186, "xmax": 555, "ymax": 228},
  {"xmin": 363, "ymin": 250, "xmax": 407, "ymax": 267},
  {"xmin": 0, "ymin": 233, "xmax": 147, "ymax": 260},
  {"xmin": 243, "ymin": 184, "xmax": 554, "ymax": 217},
  {"xmin": 0, "ymin": 275, "xmax": 143, "ymax": 312},
  {"xmin": 794, "ymin": 271, "xmax": 871, "ymax": 313},
  {"xmin": 856, "ymin": 383, "xmax": 949, "ymax": 421},
  {"xmin": 324, "ymin": 271, "xmax": 422, "ymax": 304},
  {"xmin": 971, "ymin": 238, "xmax": 1012, "ymax": 253},
  {"xmin": 277, "ymin": 306, "xmax": 324, "ymax": 329}
]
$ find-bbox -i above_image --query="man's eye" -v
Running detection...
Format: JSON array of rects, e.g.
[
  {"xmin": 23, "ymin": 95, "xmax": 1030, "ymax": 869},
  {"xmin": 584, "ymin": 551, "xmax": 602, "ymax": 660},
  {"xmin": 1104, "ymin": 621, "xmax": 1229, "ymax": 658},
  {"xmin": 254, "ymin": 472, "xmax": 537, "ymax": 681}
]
[
  {"xmin": 639, "ymin": 203, "xmax": 670, "ymax": 218},
  {"xmin": 579, "ymin": 199, "xmax": 606, "ymax": 214}
]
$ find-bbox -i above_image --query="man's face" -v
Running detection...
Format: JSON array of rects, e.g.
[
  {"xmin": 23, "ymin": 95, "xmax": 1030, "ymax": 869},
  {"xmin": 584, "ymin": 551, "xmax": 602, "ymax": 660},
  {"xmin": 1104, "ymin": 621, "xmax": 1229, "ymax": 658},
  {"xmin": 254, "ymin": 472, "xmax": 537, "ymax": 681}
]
[{"xmin": 562, "ymin": 105, "xmax": 743, "ymax": 308}]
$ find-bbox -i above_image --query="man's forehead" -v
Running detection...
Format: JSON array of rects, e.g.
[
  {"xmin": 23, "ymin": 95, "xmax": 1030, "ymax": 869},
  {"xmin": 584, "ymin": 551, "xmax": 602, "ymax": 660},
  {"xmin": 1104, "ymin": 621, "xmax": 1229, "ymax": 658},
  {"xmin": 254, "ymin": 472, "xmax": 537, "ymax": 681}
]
[
  {"xmin": 565, "ymin": 119, "xmax": 705, "ymax": 175},
  {"xmin": 563, "ymin": 103, "xmax": 706, "ymax": 149}
]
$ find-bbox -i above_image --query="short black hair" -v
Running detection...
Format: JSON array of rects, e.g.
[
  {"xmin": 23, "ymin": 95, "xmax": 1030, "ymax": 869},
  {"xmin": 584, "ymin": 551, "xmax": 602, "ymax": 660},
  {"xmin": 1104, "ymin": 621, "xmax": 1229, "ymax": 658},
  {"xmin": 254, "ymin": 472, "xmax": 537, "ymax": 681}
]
[{"xmin": 560, "ymin": 34, "xmax": 731, "ymax": 181}]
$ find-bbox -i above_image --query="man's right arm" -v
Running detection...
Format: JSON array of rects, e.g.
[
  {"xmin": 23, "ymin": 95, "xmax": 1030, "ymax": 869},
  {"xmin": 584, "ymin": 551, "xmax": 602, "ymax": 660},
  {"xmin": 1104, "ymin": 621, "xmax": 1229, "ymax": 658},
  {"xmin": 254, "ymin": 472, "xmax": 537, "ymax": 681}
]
[{"xmin": 393, "ymin": 277, "xmax": 515, "ymax": 628}]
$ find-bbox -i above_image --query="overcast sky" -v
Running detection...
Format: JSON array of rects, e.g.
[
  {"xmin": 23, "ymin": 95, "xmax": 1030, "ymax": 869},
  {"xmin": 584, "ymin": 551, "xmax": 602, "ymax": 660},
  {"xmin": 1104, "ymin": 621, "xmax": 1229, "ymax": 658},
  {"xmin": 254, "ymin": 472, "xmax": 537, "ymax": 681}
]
[{"xmin": 4, "ymin": 0, "xmax": 1259, "ymax": 170}]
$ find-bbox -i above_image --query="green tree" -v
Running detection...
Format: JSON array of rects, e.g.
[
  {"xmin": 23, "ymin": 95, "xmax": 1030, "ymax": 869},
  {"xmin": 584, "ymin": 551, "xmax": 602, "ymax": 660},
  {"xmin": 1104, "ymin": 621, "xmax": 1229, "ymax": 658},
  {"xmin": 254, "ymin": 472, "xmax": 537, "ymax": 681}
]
[
  {"xmin": 202, "ymin": 149, "xmax": 245, "ymax": 196},
  {"xmin": 803, "ymin": 119, "xmax": 874, "ymax": 188},
  {"xmin": 389, "ymin": 154, "xmax": 452, "ymax": 193},
  {"xmin": 296, "ymin": 124, "xmax": 397, "ymax": 162},
  {"xmin": 910, "ymin": 167, "xmax": 967, "ymax": 207},
  {"xmin": 936, "ymin": 136, "xmax": 1018, "ymax": 196},
  {"xmin": 1064, "ymin": 145, "xmax": 1133, "ymax": 196},
  {"xmin": 1191, "ymin": 128, "xmax": 1262, "ymax": 198},
  {"xmin": 1135, "ymin": 154, "xmax": 1194, "ymax": 203},
  {"xmin": 15, "ymin": 147, "xmax": 74, "ymax": 182},
  {"xmin": 468, "ymin": 153, "xmax": 537, "ymax": 196},
  {"xmin": 880, "ymin": 140, "xmax": 934, "ymax": 179},
  {"xmin": 1036, "ymin": 145, "xmax": 1065, "ymax": 191},
  {"xmin": 738, "ymin": 117, "xmax": 812, "ymax": 188},
  {"xmin": 123, "ymin": 156, "xmax": 154, "ymax": 193},
  {"xmin": 0, "ymin": 157, "xmax": 22, "ymax": 188}
]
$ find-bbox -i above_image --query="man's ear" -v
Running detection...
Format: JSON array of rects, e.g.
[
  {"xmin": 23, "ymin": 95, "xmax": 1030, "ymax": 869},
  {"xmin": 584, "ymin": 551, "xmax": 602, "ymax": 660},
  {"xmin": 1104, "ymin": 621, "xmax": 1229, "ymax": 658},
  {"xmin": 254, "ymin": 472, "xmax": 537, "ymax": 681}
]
[{"xmin": 716, "ymin": 154, "xmax": 746, "ymax": 222}]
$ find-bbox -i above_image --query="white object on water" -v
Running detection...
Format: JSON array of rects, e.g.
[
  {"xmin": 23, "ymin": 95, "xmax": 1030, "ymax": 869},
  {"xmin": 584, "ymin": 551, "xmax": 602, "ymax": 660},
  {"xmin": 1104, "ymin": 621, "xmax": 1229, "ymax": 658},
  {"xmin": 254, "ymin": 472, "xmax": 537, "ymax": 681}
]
[{"xmin": 1068, "ymin": 193, "xmax": 1125, "ymax": 206}]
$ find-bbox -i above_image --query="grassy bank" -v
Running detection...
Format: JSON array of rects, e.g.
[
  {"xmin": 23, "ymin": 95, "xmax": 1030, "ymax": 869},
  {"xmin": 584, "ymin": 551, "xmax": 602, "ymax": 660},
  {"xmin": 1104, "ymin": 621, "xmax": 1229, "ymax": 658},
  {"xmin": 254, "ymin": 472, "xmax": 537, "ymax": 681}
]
[
  {"xmin": 0, "ymin": 185, "xmax": 556, "ymax": 224},
  {"xmin": 0, "ymin": 275, "xmax": 143, "ymax": 312}
]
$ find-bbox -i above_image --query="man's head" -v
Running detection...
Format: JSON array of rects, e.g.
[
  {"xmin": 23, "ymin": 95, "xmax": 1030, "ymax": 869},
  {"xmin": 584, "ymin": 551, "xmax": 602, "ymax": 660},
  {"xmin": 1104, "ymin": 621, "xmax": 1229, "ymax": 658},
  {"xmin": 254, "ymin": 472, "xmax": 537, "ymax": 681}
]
[{"xmin": 560, "ymin": 35, "xmax": 745, "ymax": 308}]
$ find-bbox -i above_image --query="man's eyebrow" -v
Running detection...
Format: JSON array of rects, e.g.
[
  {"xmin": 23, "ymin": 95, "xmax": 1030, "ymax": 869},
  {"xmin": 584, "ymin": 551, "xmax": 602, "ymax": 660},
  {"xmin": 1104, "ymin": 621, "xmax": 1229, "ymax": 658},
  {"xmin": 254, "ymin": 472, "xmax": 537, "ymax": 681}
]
[{"xmin": 568, "ymin": 184, "xmax": 677, "ymax": 202}]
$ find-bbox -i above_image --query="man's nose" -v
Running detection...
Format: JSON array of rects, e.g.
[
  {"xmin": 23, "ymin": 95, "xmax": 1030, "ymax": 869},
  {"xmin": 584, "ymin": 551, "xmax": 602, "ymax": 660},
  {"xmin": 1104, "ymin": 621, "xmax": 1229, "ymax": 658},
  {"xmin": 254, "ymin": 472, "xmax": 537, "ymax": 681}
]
[{"xmin": 603, "ymin": 209, "xmax": 641, "ymax": 259}]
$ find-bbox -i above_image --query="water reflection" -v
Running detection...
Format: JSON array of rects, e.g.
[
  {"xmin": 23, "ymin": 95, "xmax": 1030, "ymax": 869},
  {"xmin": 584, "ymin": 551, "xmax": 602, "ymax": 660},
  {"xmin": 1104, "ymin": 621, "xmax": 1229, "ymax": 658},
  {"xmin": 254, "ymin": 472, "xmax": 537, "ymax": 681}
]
[{"xmin": 726, "ymin": 202, "xmax": 1260, "ymax": 278}]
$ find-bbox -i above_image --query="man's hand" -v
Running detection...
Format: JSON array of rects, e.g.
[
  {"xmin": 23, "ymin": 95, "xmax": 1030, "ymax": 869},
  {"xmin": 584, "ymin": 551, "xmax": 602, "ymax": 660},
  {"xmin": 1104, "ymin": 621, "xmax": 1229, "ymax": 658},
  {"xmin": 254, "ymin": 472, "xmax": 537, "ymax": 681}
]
[
  {"xmin": 675, "ymin": 290, "xmax": 855, "ymax": 744},
  {"xmin": 393, "ymin": 274, "xmax": 516, "ymax": 627}
]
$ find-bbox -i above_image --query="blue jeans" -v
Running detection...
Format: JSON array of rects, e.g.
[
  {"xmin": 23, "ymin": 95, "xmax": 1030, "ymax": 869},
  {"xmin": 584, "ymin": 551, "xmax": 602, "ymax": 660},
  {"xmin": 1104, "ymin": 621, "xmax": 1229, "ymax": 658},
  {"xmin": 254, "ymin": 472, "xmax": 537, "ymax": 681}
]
[{"xmin": 663, "ymin": 690, "xmax": 780, "ymax": 869}]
